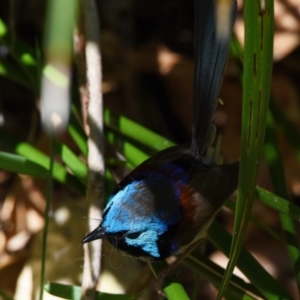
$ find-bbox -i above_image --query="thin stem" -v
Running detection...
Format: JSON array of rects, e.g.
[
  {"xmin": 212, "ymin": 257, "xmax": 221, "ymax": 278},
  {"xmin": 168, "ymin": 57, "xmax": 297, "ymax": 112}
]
[
  {"xmin": 39, "ymin": 139, "xmax": 54, "ymax": 300},
  {"xmin": 80, "ymin": 0, "xmax": 104, "ymax": 299}
]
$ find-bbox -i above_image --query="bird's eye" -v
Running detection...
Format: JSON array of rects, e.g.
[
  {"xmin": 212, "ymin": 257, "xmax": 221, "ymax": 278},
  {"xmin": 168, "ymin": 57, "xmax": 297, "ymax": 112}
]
[{"xmin": 126, "ymin": 232, "xmax": 141, "ymax": 239}]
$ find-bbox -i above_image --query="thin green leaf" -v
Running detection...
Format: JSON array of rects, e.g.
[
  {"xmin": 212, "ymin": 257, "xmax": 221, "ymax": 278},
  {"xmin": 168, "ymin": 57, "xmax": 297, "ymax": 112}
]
[
  {"xmin": 105, "ymin": 127, "xmax": 150, "ymax": 167},
  {"xmin": 256, "ymin": 187, "xmax": 300, "ymax": 222},
  {"xmin": 105, "ymin": 169, "xmax": 118, "ymax": 200},
  {"xmin": 218, "ymin": 1, "xmax": 274, "ymax": 298},
  {"xmin": 0, "ymin": 151, "xmax": 48, "ymax": 178},
  {"xmin": 183, "ymin": 255, "xmax": 263, "ymax": 300},
  {"xmin": 163, "ymin": 280, "xmax": 190, "ymax": 300},
  {"xmin": 209, "ymin": 221, "xmax": 293, "ymax": 299},
  {"xmin": 264, "ymin": 109, "xmax": 300, "ymax": 292},
  {"xmin": 226, "ymin": 199, "xmax": 285, "ymax": 243},
  {"xmin": 0, "ymin": 19, "xmax": 7, "ymax": 37},
  {"xmin": 230, "ymin": 34, "xmax": 244, "ymax": 65},
  {"xmin": 0, "ymin": 128, "xmax": 85, "ymax": 194},
  {"xmin": 39, "ymin": 141, "xmax": 55, "ymax": 300},
  {"xmin": 0, "ymin": 18, "xmax": 39, "ymax": 91},
  {"xmin": 0, "ymin": 56, "xmax": 37, "ymax": 90},
  {"xmin": 53, "ymin": 141, "xmax": 87, "ymax": 185},
  {"xmin": 44, "ymin": 282, "xmax": 137, "ymax": 300},
  {"xmin": 17, "ymin": 142, "xmax": 85, "ymax": 192},
  {"xmin": 122, "ymin": 141, "xmax": 149, "ymax": 167},
  {"xmin": 104, "ymin": 109, "xmax": 175, "ymax": 152},
  {"xmin": 69, "ymin": 106, "xmax": 88, "ymax": 155}
]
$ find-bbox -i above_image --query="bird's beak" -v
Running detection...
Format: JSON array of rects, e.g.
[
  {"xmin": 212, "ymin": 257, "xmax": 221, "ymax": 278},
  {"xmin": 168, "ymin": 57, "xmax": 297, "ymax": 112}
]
[{"xmin": 81, "ymin": 226, "xmax": 107, "ymax": 244}]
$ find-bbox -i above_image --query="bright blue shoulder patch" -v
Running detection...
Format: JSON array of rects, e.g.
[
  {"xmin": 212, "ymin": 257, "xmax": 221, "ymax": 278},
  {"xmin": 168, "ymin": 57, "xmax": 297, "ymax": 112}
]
[{"xmin": 102, "ymin": 177, "xmax": 182, "ymax": 258}]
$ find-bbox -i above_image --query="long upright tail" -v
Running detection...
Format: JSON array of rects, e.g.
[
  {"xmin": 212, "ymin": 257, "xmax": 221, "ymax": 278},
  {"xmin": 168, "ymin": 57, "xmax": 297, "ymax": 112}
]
[{"xmin": 191, "ymin": 0, "xmax": 237, "ymax": 160}]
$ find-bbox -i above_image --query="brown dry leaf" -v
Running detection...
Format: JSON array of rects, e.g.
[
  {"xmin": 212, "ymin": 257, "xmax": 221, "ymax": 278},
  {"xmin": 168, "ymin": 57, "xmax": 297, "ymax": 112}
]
[{"xmin": 0, "ymin": 158, "xmax": 46, "ymax": 295}]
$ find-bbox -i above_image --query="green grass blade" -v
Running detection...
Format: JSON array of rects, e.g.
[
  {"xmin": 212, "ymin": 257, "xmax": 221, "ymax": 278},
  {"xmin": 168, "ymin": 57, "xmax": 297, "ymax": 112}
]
[
  {"xmin": 39, "ymin": 141, "xmax": 55, "ymax": 300},
  {"xmin": 256, "ymin": 187, "xmax": 300, "ymax": 222},
  {"xmin": 183, "ymin": 255, "xmax": 262, "ymax": 300},
  {"xmin": 17, "ymin": 142, "xmax": 85, "ymax": 193},
  {"xmin": 69, "ymin": 106, "xmax": 88, "ymax": 155},
  {"xmin": 0, "ymin": 18, "xmax": 40, "ymax": 91},
  {"xmin": 53, "ymin": 141, "xmax": 87, "ymax": 185},
  {"xmin": 217, "ymin": 0, "xmax": 274, "ymax": 297},
  {"xmin": 226, "ymin": 199, "xmax": 285, "ymax": 243},
  {"xmin": 105, "ymin": 127, "xmax": 150, "ymax": 167},
  {"xmin": 121, "ymin": 141, "xmax": 149, "ymax": 167},
  {"xmin": 209, "ymin": 221, "xmax": 292, "ymax": 299},
  {"xmin": 163, "ymin": 281, "xmax": 190, "ymax": 300},
  {"xmin": 0, "ymin": 56, "xmax": 37, "ymax": 90},
  {"xmin": 0, "ymin": 151, "xmax": 48, "ymax": 178},
  {"xmin": 0, "ymin": 129, "xmax": 85, "ymax": 193},
  {"xmin": 104, "ymin": 109, "xmax": 175, "ymax": 152},
  {"xmin": 230, "ymin": 34, "xmax": 244, "ymax": 65},
  {"xmin": 264, "ymin": 109, "xmax": 300, "ymax": 292},
  {"xmin": 44, "ymin": 282, "xmax": 136, "ymax": 299},
  {"xmin": 68, "ymin": 121, "xmax": 87, "ymax": 155}
]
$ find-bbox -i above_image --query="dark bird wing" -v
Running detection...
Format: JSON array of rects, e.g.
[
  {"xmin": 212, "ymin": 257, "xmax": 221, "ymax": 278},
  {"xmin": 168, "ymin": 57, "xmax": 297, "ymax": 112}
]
[
  {"xmin": 191, "ymin": 0, "xmax": 237, "ymax": 159},
  {"xmin": 177, "ymin": 161, "xmax": 239, "ymax": 248},
  {"xmin": 191, "ymin": 161, "xmax": 239, "ymax": 209}
]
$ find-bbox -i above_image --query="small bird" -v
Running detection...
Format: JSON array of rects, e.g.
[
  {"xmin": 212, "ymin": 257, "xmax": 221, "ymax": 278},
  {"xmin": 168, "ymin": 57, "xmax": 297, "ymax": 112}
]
[{"xmin": 82, "ymin": 0, "xmax": 238, "ymax": 273}]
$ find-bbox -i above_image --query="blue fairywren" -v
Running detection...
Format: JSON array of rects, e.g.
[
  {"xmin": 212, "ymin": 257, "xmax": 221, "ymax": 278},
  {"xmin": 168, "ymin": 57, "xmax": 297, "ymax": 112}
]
[{"xmin": 82, "ymin": 0, "xmax": 238, "ymax": 291}]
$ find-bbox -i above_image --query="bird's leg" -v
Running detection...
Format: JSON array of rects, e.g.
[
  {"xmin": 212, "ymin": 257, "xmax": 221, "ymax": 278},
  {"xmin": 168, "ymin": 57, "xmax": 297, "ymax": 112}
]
[{"xmin": 155, "ymin": 238, "xmax": 204, "ymax": 297}]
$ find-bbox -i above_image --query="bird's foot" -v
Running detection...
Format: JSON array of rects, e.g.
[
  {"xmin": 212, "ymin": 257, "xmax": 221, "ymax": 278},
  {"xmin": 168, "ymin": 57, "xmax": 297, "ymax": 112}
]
[
  {"xmin": 154, "ymin": 265, "xmax": 171, "ymax": 298},
  {"xmin": 154, "ymin": 239, "xmax": 204, "ymax": 297}
]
